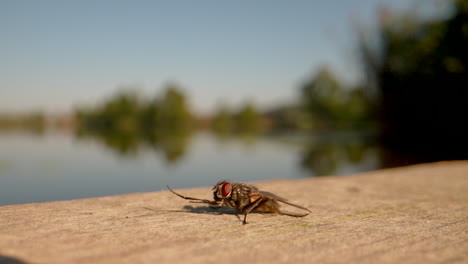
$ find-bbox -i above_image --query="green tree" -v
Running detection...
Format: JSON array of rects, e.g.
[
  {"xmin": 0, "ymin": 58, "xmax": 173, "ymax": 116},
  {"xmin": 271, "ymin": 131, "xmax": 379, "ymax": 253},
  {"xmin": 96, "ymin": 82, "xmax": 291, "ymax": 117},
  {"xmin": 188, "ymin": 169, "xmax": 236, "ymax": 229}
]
[
  {"xmin": 235, "ymin": 102, "xmax": 260, "ymax": 133},
  {"xmin": 100, "ymin": 91, "xmax": 142, "ymax": 132},
  {"xmin": 211, "ymin": 104, "xmax": 233, "ymax": 133},
  {"xmin": 140, "ymin": 98, "xmax": 160, "ymax": 130},
  {"xmin": 301, "ymin": 68, "xmax": 347, "ymax": 129},
  {"xmin": 156, "ymin": 84, "xmax": 192, "ymax": 131},
  {"xmin": 301, "ymin": 67, "xmax": 372, "ymax": 130},
  {"xmin": 73, "ymin": 84, "xmax": 194, "ymax": 162},
  {"xmin": 358, "ymin": 0, "xmax": 468, "ymax": 163}
]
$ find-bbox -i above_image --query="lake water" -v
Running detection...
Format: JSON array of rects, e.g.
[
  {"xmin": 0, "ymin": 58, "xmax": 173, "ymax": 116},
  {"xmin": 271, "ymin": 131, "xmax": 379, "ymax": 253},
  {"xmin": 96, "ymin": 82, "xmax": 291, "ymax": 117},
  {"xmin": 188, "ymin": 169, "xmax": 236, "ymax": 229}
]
[{"xmin": 0, "ymin": 130, "xmax": 380, "ymax": 206}]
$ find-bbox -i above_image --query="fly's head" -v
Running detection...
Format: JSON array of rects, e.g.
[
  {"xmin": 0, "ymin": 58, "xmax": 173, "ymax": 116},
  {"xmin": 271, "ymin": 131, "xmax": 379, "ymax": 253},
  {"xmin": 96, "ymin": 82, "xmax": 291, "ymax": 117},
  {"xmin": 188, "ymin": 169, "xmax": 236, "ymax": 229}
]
[{"xmin": 213, "ymin": 180, "xmax": 232, "ymax": 201}]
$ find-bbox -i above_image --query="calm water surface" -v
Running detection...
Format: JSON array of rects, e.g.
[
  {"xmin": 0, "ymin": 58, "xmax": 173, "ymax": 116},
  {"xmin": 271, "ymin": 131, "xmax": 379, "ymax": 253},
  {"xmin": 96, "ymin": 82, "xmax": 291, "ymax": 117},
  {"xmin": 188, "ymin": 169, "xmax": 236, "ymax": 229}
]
[{"xmin": 0, "ymin": 130, "xmax": 380, "ymax": 205}]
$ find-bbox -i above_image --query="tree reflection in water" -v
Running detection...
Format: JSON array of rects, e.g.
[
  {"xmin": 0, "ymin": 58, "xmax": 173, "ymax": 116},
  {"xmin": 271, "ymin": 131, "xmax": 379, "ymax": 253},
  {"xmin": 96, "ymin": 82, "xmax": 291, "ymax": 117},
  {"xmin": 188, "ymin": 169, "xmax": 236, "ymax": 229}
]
[
  {"xmin": 299, "ymin": 131, "xmax": 378, "ymax": 176},
  {"xmin": 74, "ymin": 128, "xmax": 193, "ymax": 165},
  {"xmin": 211, "ymin": 130, "xmax": 380, "ymax": 177}
]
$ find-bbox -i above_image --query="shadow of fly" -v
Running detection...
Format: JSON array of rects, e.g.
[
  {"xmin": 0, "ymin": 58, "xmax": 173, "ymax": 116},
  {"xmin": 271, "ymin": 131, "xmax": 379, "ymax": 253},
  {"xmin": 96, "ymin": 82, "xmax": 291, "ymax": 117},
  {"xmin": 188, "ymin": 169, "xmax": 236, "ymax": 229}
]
[{"xmin": 167, "ymin": 180, "xmax": 311, "ymax": 225}]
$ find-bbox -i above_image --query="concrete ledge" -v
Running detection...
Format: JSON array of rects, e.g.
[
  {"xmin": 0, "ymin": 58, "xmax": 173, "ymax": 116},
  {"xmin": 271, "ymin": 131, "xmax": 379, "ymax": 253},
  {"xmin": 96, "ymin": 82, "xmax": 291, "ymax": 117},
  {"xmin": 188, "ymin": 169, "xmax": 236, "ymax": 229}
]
[{"xmin": 1, "ymin": 161, "xmax": 467, "ymax": 264}]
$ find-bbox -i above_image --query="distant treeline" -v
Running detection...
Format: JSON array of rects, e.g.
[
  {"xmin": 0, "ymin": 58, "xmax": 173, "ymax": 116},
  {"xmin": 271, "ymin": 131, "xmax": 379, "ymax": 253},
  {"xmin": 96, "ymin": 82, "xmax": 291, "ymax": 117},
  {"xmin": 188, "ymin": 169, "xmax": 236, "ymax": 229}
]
[
  {"xmin": 75, "ymin": 84, "xmax": 192, "ymax": 133},
  {"xmin": 73, "ymin": 84, "xmax": 193, "ymax": 161},
  {"xmin": 74, "ymin": 73, "xmax": 373, "ymax": 136},
  {"xmin": 0, "ymin": 112, "xmax": 46, "ymax": 133}
]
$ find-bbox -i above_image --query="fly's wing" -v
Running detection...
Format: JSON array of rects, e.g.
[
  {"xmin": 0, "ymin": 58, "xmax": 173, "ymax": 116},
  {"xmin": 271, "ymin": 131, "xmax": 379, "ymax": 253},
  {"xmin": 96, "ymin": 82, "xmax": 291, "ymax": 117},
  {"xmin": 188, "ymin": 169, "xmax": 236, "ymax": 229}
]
[
  {"xmin": 248, "ymin": 192, "xmax": 280, "ymax": 213},
  {"xmin": 246, "ymin": 184, "xmax": 259, "ymax": 192},
  {"xmin": 259, "ymin": 191, "xmax": 311, "ymax": 214}
]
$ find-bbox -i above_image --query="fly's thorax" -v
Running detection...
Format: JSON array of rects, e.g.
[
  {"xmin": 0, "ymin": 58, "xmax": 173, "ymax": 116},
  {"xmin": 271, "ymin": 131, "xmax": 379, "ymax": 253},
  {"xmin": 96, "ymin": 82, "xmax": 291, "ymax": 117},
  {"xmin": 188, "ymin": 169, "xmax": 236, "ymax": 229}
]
[{"xmin": 230, "ymin": 183, "xmax": 257, "ymax": 209}]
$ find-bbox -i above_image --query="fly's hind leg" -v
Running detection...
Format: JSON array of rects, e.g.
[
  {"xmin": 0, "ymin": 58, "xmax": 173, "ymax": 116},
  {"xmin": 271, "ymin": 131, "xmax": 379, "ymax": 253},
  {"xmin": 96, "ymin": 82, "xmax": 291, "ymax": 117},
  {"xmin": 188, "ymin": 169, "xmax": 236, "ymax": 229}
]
[
  {"xmin": 241, "ymin": 196, "xmax": 267, "ymax": 225},
  {"xmin": 278, "ymin": 211, "xmax": 310, "ymax": 217},
  {"xmin": 255, "ymin": 198, "xmax": 310, "ymax": 217}
]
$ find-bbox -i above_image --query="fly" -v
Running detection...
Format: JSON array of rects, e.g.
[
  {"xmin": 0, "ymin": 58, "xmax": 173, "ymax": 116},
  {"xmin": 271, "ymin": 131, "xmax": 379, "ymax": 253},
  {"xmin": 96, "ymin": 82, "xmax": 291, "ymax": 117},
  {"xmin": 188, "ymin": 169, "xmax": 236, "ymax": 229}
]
[{"xmin": 167, "ymin": 180, "xmax": 311, "ymax": 225}]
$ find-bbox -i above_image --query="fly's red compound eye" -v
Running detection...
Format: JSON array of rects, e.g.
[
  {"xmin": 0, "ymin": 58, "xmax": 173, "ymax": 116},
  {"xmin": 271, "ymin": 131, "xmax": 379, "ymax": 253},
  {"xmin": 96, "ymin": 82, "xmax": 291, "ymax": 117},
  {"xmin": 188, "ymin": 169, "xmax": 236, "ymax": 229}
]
[{"xmin": 221, "ymin": 182, "xmax": 232, "ymax": 197}]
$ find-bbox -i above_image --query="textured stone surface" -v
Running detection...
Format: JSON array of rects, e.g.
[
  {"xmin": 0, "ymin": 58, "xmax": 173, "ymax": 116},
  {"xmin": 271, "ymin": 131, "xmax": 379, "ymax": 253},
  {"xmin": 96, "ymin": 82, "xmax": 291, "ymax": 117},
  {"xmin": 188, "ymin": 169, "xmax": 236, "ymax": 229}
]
[{"xmin": 0, "ymin": 161, "xmax": 467, "ymax": 264}]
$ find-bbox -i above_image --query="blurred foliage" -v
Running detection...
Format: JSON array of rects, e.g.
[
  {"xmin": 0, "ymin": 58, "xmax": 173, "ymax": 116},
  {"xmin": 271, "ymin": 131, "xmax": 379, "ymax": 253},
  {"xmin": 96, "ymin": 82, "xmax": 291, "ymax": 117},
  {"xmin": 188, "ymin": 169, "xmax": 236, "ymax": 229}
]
[
  {"xmin": 234, "ymin": 102, "xmax": 260, "ymax": 133},
  {"xmin": 211, "ymin": 101, "xmax": 262, "ymax": 135},
  {"xmin": 301, "ymin": 68, "xmax": 374, "ymax": 130},
  {"xmin": 75, "ymin": 84, "xmax": 193, "ymax": 164},
  {"xmin": 0, "ymin": 112, "xmax": 46, "ymax": 134},
  {"xmin": 211, "ymin": 104, "xmax": 234, "ymax": 133},
  {"xmin": 358, "ymin": 0, "xmax": 468, "ymax": 164},
  {"xmin": 264, "ymin": 104, "xmax": 313, "ymax": 131},
  {"xmin": 76, "ymin": 84, "xmax": 192, "ymax": 132}
]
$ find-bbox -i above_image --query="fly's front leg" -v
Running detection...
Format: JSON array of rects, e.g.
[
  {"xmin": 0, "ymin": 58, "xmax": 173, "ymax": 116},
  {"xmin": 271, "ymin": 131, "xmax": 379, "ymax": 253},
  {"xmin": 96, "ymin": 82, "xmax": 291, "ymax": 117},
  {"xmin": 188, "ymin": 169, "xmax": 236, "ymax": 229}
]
[
  {"xmin": 188, "ymin": 200, "xmax": 223, "ymax": 207},
  {"xmin": 167, "ymin": 185, "xmax": 220, "ymax": 207}
]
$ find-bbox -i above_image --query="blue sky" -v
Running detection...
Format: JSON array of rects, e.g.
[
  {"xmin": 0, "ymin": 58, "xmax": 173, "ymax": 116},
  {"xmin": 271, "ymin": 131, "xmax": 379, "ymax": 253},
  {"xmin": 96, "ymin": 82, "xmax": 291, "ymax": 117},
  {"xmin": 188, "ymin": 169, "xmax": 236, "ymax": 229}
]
[{"xmin": 1, "ymin": 0, "xmax": 414, "ymax": 114}]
